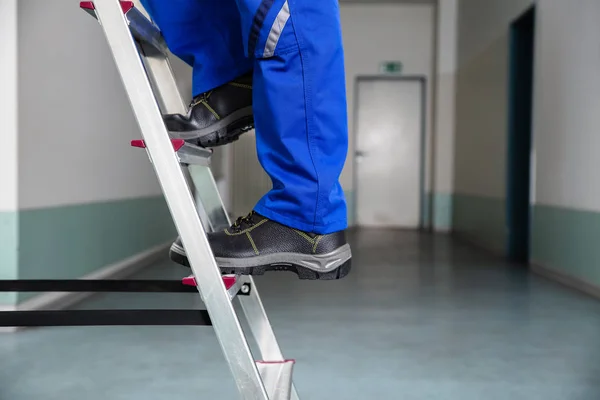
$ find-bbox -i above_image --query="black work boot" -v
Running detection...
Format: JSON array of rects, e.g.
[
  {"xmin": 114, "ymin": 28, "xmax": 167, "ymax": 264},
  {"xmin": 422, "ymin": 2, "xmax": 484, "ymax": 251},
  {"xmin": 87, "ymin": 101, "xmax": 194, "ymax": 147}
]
[
  {"xmin": 169, "ymin": 211, "xmax": 352, "ymax": 280},
  {"xmin": 163, "ymin": 72, "xmax": 253, "ymax": 147}
]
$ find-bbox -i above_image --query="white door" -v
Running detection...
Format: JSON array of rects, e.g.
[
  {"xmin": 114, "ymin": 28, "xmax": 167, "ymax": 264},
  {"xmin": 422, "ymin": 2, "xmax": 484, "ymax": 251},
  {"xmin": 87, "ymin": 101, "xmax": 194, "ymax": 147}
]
[{"xmin": 355, "ymin": 78, "xmax": 423, "ymax": 228}]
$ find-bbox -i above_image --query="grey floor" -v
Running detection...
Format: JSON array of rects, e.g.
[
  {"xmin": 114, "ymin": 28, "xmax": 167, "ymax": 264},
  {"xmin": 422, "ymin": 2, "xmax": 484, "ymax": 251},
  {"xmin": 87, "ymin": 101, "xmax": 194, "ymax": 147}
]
[{"xmin": 2, "ymin": 229, "xmax": 600, "ymax": 400}]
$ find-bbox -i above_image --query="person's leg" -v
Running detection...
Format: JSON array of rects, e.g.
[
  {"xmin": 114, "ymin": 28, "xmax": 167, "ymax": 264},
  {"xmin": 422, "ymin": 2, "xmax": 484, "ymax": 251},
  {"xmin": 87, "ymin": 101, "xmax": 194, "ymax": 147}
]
[
  {"xmin": 170, "ymin": 0, "xmax": 352, "ymax": 280},
  {"xmin": 246, "ymin": 0, "xmax": 348, "ymax": 235},
  {"xmin": 140, "ymin": 0, "xmax": 255, "ymax": 146}
]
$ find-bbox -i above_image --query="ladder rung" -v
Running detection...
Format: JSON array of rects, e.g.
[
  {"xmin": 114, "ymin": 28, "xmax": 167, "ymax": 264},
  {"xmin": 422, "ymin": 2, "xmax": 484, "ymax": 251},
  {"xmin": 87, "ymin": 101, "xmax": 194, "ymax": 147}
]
[
  {"xmin": 182, "ymin": 275, "xmax": 236, "ymax": 290},
  {"xmin": 131, "ymin": 139, "xmax": 212, "ymax": 166},
  {"xmin": 182, "ymin": 275, "xmax": 249, "ymax": 300},
  {"xmin": 80, "ymin": 1, "xmax": 169, "ymax": 56},
  {"xmin": 80, "ymin": 1, "xmax": 133, "ymax": 14}
]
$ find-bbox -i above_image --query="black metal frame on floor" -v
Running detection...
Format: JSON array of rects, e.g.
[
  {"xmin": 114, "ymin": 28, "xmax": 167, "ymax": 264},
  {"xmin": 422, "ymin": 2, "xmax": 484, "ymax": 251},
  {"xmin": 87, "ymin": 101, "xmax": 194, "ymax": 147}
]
[{"xmin": 0, "ymin": 279, "xmax": 249, "ymax": 327}]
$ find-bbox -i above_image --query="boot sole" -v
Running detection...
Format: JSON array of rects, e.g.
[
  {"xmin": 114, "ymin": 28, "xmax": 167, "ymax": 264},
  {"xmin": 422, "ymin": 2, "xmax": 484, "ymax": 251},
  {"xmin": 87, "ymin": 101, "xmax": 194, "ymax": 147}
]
[
  {"xmin": 167, "ymin": 107, "xmax": 254, "ymax": 148},
  {"xmin": 169, "ymin": 243, "xmax": 352, "ymax": 281}
]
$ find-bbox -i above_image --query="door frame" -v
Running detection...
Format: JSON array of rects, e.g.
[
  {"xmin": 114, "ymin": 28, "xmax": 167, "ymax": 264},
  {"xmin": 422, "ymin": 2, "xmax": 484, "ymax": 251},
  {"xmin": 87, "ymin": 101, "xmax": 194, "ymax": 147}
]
[
  {"xmin": 351, "ymin": 75, "xmax": 427, "ymax": 228},
  {"xmin": 506, "ymin": 5, "xmax": 536, "ymax": 263}
]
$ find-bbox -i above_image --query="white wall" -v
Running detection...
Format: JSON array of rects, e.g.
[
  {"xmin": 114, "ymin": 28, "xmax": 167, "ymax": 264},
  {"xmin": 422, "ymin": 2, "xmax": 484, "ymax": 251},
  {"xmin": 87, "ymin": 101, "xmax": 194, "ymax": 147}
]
[
  {"xmin": 533, "ymin": 0, "xmax": 600, "ymax": 212},
  {"xmin": 457, "ymin": 0, "xmax": 534, "ymax": 68},
  {"xmin": 0, "ymin": 0, "xmax": 18, "ymax": 212},
  {"xmin": 17, "ymin": 1, "xmax": 162, "ymax": 210},
  {"xmin": 340, "ymin": 3, "xmax": 434, "ymax": 190}
]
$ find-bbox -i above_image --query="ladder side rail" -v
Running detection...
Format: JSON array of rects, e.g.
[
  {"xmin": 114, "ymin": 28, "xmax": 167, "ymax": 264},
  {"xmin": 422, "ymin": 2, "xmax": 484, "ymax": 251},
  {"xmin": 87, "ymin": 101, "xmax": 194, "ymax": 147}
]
[
  {"xmin": 137, "ymin": 41, "xmax": 187, "ymax": 115},
  {"xmin": 188, "ymin": 164, "xmax": 232, "ymax": 232},
  {"xmin": 91, "ymin": 2, "xmax": 269, "ymax": 399},
  {"xmin": 135, "ymin": 41, "xmax": 212, "ymax": 229}
]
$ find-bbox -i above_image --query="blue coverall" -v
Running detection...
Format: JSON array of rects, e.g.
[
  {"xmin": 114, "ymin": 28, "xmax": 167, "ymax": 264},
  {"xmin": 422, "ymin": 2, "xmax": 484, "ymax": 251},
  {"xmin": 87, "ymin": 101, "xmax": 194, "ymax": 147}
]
[{"xmin": 140, "ymin": 0, "xmax": 349, "ymax": 234}]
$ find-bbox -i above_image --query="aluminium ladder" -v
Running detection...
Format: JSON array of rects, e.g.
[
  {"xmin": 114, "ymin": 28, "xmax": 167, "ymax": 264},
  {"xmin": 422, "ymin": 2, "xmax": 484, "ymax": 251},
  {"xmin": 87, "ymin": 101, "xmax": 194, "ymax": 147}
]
[{"xmin": 79, "ymin": 1, "xmax": 298, "ymax": 399}]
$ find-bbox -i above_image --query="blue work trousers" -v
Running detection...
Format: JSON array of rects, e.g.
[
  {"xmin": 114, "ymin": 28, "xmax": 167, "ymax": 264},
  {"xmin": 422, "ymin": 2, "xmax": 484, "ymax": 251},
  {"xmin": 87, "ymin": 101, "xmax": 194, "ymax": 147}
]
[{"xmin": 141, "ymin": 0, "xmax": 348, "ymax": 233}]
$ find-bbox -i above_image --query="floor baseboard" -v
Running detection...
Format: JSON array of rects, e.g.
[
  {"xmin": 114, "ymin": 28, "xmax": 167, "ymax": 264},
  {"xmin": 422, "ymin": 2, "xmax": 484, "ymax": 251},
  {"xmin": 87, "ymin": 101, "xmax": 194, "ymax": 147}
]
[
  {"xmin": 531, "ymin": 262, "xmax": 600, "ymax": 300},
  {"xmin": 452, "ymin": 232, "xmax": 600, "ymax": 300}
]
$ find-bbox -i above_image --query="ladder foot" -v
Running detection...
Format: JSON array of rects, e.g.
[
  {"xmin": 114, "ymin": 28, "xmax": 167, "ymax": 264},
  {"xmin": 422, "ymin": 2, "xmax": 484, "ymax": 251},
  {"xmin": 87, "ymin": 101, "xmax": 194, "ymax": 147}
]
[{"xmin": 256, "ymin": 360, "xmax": 295, "ymax": 400}]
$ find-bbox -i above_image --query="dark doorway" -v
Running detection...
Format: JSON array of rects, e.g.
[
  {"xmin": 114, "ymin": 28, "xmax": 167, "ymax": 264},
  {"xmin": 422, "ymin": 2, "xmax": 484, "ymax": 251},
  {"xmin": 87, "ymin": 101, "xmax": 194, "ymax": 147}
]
[{"xmin": 507, "ymin": 6, "xmax": 535, "ymax": 263}]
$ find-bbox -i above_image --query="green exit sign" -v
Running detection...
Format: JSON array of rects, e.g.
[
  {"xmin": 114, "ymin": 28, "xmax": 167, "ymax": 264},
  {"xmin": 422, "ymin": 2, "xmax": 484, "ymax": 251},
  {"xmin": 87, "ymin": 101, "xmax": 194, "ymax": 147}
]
[{"xmin": 379, "ymin": 61, "xmax": 403, "ymax": 74}]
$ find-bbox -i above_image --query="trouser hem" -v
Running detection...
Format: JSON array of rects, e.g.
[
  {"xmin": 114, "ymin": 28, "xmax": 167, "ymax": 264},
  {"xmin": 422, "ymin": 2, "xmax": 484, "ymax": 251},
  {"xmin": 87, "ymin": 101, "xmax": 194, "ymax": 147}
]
[{"xmin": 253, "ymin": 203, "xmax": 347, "ymax": 234}]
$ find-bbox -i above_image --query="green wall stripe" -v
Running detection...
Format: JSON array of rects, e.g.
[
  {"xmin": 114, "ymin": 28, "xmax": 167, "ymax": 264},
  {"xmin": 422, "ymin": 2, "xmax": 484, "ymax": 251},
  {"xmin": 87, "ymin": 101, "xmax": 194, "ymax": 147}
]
[
  {"xmin": 422, "ymin": 192, "xmax": 431, "ymax": 227},
  {"xmin": 0, "ymin": 211, "xmax": 18, "ymax": 306},
  {"xmin": 15, "ymin": 196, "xmax": 176, "ymax": 303},
  {"xmin": 453, "ymin": 193, "xmax": 506, "ymax": 253},
  {"xmin": 432, "ymin": 193, "xmax": 453, "ymax": 231},
  {"xmin": 422, "ymin": 193, "xmax": 452, "ymax": 230},
  {"xmin": 532, "ymin": 204, "xmax": 600, "ymax": 287}
]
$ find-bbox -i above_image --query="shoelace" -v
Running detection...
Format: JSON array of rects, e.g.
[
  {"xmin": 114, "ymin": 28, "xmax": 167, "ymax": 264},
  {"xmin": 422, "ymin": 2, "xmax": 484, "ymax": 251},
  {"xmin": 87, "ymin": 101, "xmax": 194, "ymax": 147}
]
[
  {"xmin": 189, "ymin": 90, "xmax": 213, "ymax": 108},
  {"xmin": 230, "ymin": 211, "xmax": 257, "ymax": 232}
]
